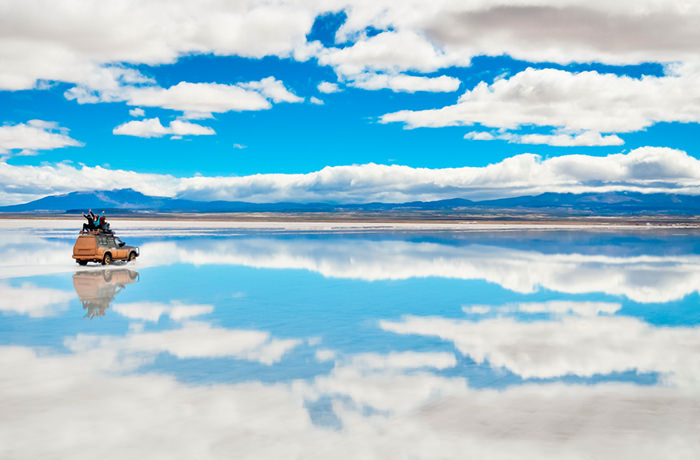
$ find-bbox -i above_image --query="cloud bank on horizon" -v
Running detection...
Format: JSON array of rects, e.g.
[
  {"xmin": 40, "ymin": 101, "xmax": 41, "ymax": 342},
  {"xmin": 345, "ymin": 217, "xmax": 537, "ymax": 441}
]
[
  {"xmin": 2, "ymin": 146, "xmax": 700, "ymax": 204},
  {"xmin": 1, "ymin": 0, "xmax": 700, "ymax": 204}
]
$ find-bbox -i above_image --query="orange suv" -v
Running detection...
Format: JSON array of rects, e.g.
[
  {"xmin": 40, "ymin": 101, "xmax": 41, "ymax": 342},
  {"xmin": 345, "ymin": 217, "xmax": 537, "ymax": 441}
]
[{"xmin": 72, "ymin": 232, "xmax": 140, "ymax": 265}]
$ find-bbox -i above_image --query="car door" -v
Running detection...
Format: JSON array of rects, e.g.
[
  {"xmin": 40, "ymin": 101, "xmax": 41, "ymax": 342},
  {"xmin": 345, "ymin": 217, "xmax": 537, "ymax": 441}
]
[
  {"xmin": 114, "ymin": 237, "xmax": 128, "ymax": 259},
  {"xmin": 106, "ymin": 236, "xmax": 124, "ymax": 259}
]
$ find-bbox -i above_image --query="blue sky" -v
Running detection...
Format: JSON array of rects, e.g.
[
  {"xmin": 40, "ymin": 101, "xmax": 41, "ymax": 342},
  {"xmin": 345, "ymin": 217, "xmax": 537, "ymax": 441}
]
[{"xmin": 1, "ymin": 1, "xmax": 700, "ymax": 204}]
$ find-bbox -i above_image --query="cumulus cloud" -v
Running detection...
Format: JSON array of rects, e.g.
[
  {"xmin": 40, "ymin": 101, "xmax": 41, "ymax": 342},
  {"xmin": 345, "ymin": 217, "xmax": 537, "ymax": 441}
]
[
  {"xmin": 417, "ymin": 2, "xmax": 700, "ymax": 65},
  {"xmin": 3, "ymin": 0, "xmax": 700, "ymax": 112},
  {"xmin": 382, "ymin": 66, "xmax": 700, "ymax": 133},
  {"xmin": 0, "ymin": 0, "xmax": 317, "ymax": 91},
  {"xmin": 463, "ymin": 131, "xmax": 495, "ymax": 141},
  {"xmin": 0, "ymin": 120, "xmax": 83, "ymax": 156},
  {"xmin": 309, "ymin": 96, "xmax": 323, "ymax": 105},
  {"xmin": 466, "ymin": 129, "xmax": 624, "ymax": 147},
  {"xmin": 79, "ymin": 78, "xmax": 302, "ymax": 115},
  {"xmin": 350, "ymin": 73, "xmax": 460, "ymax": 93},
  {"xmin": 317, "ymin": 81, "xmax": 340, "ymax": 93},
  {"xmin": 3, "ymin": 0, "xmax": 700, "ymax": 128},
  {"xmin": 313, "ymin": 1, "xmax": 700, "ymax": 100},
  {"xmin": 129, "ymin": 107, "xmax": 145, "ymax": 117},
  {"xmin": 238, "ymin": 76, "xmax": 303, "ymax": 103},
  {"xmin": 318, "ymin": 30, "xmax": 468, "ymax": 77},
  {"xmin": 119, "ymin": 82, "xmax": 269, "ymax": 113},
  {"xmin": 3, "ymin": 147, "xmax": 700, "ymax": 204},
  {"xmin": 113, "ymin": 118, "xmax": 215, "ymax": 138},
  {"xmin": 4, "ymin": 0, "xmax": 700, "ymax": 94},
  {"xmin": 334, "ymin": 1, "xmax": 700, "ymax": 66}
]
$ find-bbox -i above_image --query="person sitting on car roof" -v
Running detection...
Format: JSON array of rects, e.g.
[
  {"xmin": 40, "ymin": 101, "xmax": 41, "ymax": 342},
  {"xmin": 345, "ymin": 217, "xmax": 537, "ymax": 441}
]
[
  {"xmin": 97, "ymin": 213, "xmax": 113, "ymax": 233},
  {"xmin": 81, "ymin": 209, "xmax": 97, "ymax": 232},
  {"xmin": 97, "ymin": 213, "xmax": 106, "ymax": 230}
]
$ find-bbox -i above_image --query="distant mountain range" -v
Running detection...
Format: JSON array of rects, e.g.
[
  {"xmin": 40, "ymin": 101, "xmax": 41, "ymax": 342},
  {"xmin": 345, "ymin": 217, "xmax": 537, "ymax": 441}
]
[{"xmin": 0, "ymin": 188, "xmax": 699, "ymax": 215}]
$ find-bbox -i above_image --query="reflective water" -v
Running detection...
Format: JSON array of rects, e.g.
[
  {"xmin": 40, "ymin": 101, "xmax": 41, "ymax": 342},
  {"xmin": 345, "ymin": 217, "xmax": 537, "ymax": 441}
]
[{"xmin": 1, "ymin": 220, "xmax": 699, "ymax": 459}]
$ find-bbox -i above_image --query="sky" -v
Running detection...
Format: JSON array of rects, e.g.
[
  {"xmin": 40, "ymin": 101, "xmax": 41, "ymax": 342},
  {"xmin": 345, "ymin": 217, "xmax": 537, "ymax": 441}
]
[{"xmin": 2, "ymin": 0, "xmax": 700, "ymax": 205}]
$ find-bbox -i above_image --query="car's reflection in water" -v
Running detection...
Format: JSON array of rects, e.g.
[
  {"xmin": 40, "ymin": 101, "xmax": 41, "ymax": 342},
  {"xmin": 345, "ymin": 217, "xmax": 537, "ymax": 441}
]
[{"xmin": 72, "ymin": 269, "xmax": 139, "ymax": 318}]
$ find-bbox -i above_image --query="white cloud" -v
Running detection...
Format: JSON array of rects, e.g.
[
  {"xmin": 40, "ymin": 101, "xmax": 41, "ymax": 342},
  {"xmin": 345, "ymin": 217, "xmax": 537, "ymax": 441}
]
[
  {"xmin": 113, "ymin": 118, "xmax": 215, "ymax": 138},
  {"xmin": 516, "ymin": 131, "xmax": 624, "ymax": 147},
  {"xmin": 122, "ymin": 82, "xmax": 270, "ymax": 112},
  {"xmin": 309, "ymin": 96, "xmax": 323, "ymax": 105},
  {"xmin": 2, "ymin": 0, "xmax": 700, "ymax": 138},
  {"xmin": 180, "ymin": 111, "xmax": 215, "ymax": 120},
  {"xmin": 61, "ymin": 66, "xmax": 155, "ymax": 102},
  {"xmin": 317, "ymin": 2, "xmax": 700, "ymax": 101},
  {"xmin": 0, "ymin": 1, "xmax": 318, "ymax": 91},
  {"xmin": 466, "ymin": 129, "xmax": 624, "ymax": 147},
  {"xmin": 350, "ymin": 73, "xmax": 460, "ymax": 93},
  {"xmin": 4, "ymin": 0, "xmax": 700, "ymax": 95},
  {"xmin": 72, "ymin": 78, "xmax": 302, "ymax": 115},
  {"xmin": 317, "ymin": 81, "xmax": 340, "ymax": 93},
  {"xmin": 129, "ymin": 107, "xmax": 145, "ymax": 117},
  {"xmin": 318, "ymin": 30, "xmax": 468, "ymax": 77},
  {"xmin": 0, "ymin": 281, "xmax": 74, "ymax": 317},
  {"xmin": 232, "ymin": 143, "xmax": 247, "ymax": 149},
  {"xmin": 112, "ymin": 301, "xmax": 213, "ymax": 322},
  {"xmin": 2, "ymin": 0, "xmax": 700, "ymax": 140},
  {"xmin": 382, "ymin": 66, "xmax": 700, "ymax": 133},
  {"xmin": 143, "ymin": 147, "xmax": 700, "ymax": 202},
  {"xmin": 335, "ymin": 1, "xmax": 700, "ymax": 66},
  {"xmin": 4, "ymin": 147, "xmax": 700, "ymax": 205},
  {"xmin": 0, "ymin": 120, "xmax": 83, "ymax": 156},
  {"xmin": 464, "ymin": 131, "xmax": 495, "ymax": 141},
  {"xmin": 238, "ymin": 76, "xmax": 303, "ymax": 103}
]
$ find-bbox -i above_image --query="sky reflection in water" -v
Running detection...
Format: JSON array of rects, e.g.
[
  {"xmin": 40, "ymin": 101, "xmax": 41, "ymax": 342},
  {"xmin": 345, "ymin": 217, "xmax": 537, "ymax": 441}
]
[{"xmin": 1, "ymin": 221, "xmax": 699, "ymax": 459}]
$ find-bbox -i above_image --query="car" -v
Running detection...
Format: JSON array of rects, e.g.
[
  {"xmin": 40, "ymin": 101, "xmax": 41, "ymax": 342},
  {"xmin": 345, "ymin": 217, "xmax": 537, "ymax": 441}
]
[{"xmin": 72, "ymin": 232, "xmax": 140, "ymax": 265}]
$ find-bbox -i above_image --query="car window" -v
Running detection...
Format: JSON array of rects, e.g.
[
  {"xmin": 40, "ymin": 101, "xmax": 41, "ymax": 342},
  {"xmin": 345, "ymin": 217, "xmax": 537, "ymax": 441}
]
[{"xmin": 96, "ymin": 235, "xmax": 115, "ymax": 248}]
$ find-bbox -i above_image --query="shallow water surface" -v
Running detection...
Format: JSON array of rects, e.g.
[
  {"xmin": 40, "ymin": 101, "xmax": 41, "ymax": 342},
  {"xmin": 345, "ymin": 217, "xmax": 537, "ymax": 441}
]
[{"xmin": 1, "ymin": 220, "xmax": 699, "ymax": 459}]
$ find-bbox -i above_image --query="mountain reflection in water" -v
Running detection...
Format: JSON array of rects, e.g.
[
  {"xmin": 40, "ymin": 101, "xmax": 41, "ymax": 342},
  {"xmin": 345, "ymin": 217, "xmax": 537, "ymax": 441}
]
[{"xmin": 72, "ymin": 269, "xmax": 139, "ymax": 318}]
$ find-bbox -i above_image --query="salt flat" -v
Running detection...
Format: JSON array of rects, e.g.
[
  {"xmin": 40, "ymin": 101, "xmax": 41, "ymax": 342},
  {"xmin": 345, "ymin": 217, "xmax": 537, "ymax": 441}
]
[{"xmin": 1, "ymin": 221, "xmax": 699, "ymax": 459}]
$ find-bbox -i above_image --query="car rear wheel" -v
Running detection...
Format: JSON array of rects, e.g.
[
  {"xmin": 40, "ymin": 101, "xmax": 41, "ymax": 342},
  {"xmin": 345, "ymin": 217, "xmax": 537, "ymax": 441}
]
[
  {"xmin": 128, "ymin": 252, "xmax": 137, "ymax": 262},
  {"xmin": 77, "ymin": 260, "xmax": 88, "ymax": 266},
  {"xmin": 102, "ymin": 253, "xmax": 112, "ymax": 265}
]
